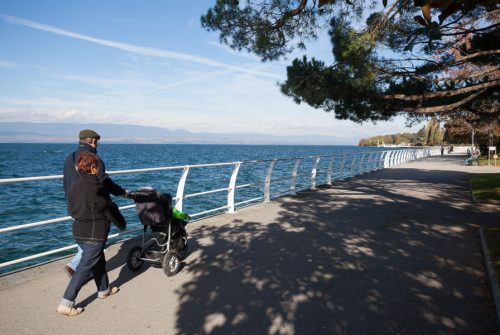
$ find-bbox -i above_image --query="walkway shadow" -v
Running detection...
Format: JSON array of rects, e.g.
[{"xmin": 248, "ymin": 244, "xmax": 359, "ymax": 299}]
[
  {"xmin": 172, "ymin": 166, "xmax": 499, "ymax": 334},
  {"xmin": 75, "ymin": 237, "xmax": 150, "ymax": 308}
]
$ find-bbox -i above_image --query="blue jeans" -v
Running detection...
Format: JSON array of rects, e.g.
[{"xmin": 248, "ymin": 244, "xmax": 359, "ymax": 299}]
[
  {"xmin": 59, "ymin": 239, "xmax": 110, "ymax": 307},
  {"xmin": 67, "ymin": 246, "xmax": 83, "ymax": 270}
]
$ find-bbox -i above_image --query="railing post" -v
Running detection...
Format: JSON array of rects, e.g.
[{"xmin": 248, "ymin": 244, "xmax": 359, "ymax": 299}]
[
  {"xmin": 290, "ymin": 159, "xmax": 301, "ymax": 195},
  {"xmin": 310, "ymin": 156, "xmax": 321, "ymax": 190},
  {"xmin": 227, "ymin": 162, "xmax": 241, "ymax": 213},
  {"xmin": 350, "ymin": 154, "xmax": 357, "ymax": 176},
  {"xmin": 326, "ymin": 155, "xmax": 335, "ymax": 185},
  {"xmin": 377, "ymin": 152, "xmax": 381, "ymax": 169},
  {"xmin": 375, "ymin": 152, "xmax": 383, "ymax": 170},
  {"xmin": 357, "ymin": 153, "xmax": 364, "ymax": 174},
  {"xmin": 175, "ymin": 166, "xmax": 190, "ymax": 211},
  {"xmin": 362, "ymin": 153, "xmax": 368, "ymax": 173},
  {"xmin": 366, "ymin": 152, "xmax": 374, "ymax": 172},
  {"xmin": 339, "ymin": 154, "xmax": 346, "ymax": 179},
  {"xmin": 264, "ymin": 160, "xmax": 276, "ymax": 202}
]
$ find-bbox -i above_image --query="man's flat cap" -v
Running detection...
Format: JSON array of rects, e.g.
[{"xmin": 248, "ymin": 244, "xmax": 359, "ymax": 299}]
[{"xmin": 79, "ymin": 129, "xmax": 101, "ymax": 140}]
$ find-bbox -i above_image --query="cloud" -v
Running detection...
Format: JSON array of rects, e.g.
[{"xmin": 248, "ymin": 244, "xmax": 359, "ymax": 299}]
[
  {"xmin": 1, "ymin": 15, "xmax": 281, "ymax": 79},
  {"xmin": 0, "ymin": 59, "xmax": 16, "ymax": 68},
  {"xmin": 207, "ymin": 41, "xmax": 260, "ymax": 61},
  {"xmin": 0, "ymin": 104, "xmax": 135, "ymax": 124}
]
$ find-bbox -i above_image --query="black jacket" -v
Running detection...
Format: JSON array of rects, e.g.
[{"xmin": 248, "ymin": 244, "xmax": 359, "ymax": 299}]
[
  {"xmin": 63, "ymin": 143, "xmax": 125, "ymax": 198},
  {"xmin": 68, "ymin": 174, "xmax": 126, "ymax": 241}
]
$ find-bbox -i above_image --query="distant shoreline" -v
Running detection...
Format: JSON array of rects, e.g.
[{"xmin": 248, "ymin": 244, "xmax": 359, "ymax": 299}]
[
  {"xmin": 0, "ymin": 142, "xmax": 356, "ymax": 146},
  {"xmin": 0, "ymin": 122, "xmax": 357, "ymax": 145}
]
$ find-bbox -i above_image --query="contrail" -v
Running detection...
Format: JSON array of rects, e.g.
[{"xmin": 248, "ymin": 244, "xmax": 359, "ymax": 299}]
[{"xmin": 1, "ymin": 15, "xmax": 281, "ymax": 79}]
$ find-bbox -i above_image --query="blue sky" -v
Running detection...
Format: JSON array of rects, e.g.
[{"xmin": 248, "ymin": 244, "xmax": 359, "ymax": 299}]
[{"xmin": 0, "ymin": 0, "xmax": 421, "ymax": 143}]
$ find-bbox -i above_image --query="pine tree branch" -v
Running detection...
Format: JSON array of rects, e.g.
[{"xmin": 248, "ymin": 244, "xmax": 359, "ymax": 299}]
[
  {"xmin": 402, "ymin": 90, "xmax": 485, "ymax": 114},
  {"xmin": 381, "ymin": 78, "xmax": 500, "ymax": 101},
  {"xmin": 273, "ymin": 0, "xmax": 309, "ymax": 29}
]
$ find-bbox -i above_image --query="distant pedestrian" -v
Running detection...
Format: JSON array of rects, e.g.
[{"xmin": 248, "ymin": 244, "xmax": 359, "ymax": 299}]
[
  {"xmin": 62, "ymin": 129, "xmax": 128, "ymax": 277},
  {"xmin": 57, "ymin": 152, "xmax": 126, "ymax": 316},
  {"xmin": 440, "ymin": 145, "xmax": 444, "ymax": 156}
]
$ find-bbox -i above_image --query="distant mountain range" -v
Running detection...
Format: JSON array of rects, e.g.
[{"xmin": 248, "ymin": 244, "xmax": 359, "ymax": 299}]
[{"xmin": 0, "ymin": 122, "xmax": 353, "ymax": 145}]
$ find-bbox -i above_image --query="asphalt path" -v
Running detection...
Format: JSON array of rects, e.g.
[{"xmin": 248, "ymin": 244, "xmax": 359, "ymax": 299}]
[{"xmin": 1, "ymin": 155, "xmax": 499, "ymax": 335}]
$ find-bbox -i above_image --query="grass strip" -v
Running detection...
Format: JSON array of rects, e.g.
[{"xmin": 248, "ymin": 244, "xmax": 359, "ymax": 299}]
[
  {"xmin": 479, "ymin": 157, "xmax": 500, "ymax": 166},
  {"xmin": 469, "ymin": 173, "xmax": 500, "ymax": 201}
]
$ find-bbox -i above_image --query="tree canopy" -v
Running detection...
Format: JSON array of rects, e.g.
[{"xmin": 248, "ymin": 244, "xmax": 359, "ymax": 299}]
[{"xmin": 201, "ymin": 0, "xmax": 499, "ymax": 125}]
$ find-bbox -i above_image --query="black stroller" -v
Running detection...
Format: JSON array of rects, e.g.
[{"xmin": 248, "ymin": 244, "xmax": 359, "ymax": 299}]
[{"xmin": 125, "ymin": 188, "xmax": 189, "ymax": 276}]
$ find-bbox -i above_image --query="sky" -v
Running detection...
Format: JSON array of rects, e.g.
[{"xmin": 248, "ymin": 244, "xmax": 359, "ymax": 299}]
[{"xmin": 0, "ymin": 0, "xmax": 422, "ymax": 144}]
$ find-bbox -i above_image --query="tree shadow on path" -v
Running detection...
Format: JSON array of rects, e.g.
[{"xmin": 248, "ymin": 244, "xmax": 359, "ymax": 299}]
[{"xmin": 173, "ymin": 166, "xmax": 499, "ymax": 335}]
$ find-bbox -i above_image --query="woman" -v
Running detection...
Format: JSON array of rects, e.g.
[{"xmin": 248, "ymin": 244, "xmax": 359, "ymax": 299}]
[{"xmin": 57, "ymin": 152, "xmax": 126, "ymax": 316}]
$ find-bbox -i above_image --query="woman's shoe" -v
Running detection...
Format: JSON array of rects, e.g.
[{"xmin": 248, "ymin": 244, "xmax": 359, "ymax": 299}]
[
  {"xmin": 57, "ymin": 305, "xmax": 83, "ymax": 316},
  {"xmin": 98, "ymin": 286, "xmax": 119, "ymax": 299}
]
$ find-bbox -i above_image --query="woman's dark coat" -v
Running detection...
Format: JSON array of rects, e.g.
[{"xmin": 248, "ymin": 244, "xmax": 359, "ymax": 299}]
[{"xmin": 68, "ymin": 174, "xmax": 126, "ymax": 241}]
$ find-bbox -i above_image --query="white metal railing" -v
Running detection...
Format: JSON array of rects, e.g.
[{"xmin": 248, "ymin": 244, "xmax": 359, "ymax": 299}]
[{"xmin": 0, "ymin": 148, "xmax": 436, "ymax": 270}]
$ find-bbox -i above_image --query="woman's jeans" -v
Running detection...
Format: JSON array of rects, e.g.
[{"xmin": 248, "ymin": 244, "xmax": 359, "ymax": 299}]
[{"xmin": 59, "ymin": 239, "xmax": 110, "ymax": 307}]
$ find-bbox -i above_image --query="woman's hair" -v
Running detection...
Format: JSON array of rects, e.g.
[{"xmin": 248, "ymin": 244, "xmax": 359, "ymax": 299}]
[{"xmin": 77, "ymin": 152, "xmax": 98, "ymax": 174}]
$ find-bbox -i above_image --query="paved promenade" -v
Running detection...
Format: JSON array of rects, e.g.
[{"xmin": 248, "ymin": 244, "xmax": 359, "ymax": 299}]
[{"xmin": 1, "ymin": 156, "xmax": 499, "ymax": 335}]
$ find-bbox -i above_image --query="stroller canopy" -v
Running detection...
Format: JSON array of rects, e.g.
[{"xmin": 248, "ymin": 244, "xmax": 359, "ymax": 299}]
[{"xmin": 131, "ymin": 189, "xmax": 173, "ymax": 227}]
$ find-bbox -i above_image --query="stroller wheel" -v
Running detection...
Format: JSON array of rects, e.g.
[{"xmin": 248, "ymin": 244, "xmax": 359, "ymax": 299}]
[
  {"xmin": 176, "ymin": 237, "xmax": 188, "ymax": 260},
  {"xmin": 162, "ymin": 251, "xmax": 180, "ymax": 277},
  {"xmin": 127, "ymin": 246, "xmax": 144, "ymax": 271}
]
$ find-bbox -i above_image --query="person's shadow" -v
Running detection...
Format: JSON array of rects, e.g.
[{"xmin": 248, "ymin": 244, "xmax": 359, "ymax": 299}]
[{"xmin": 76, "ymin": 231, "xmax": 193, "ymax": 308}]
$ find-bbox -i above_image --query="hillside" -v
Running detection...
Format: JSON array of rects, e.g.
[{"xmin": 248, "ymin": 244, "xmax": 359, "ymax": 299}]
[{"xmin": 0, "ymin": 122, "xmax": 352, "ymax": 145}]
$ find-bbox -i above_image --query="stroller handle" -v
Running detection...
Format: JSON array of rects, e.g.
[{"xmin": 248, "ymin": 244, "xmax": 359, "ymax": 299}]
[
  {"xmin": 126, "ymin": 190, "xmax": 153, "ymax": 199},
  {"xmin": 125, "ymin": 189, "xmax": 172, "ymax": 202}
]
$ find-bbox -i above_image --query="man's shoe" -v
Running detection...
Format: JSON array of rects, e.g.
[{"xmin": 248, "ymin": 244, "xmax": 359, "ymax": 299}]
[
  {"xmin": 98, "ymin": 286, "xmax": 119, "ymax": 299},
  {"xmin": 63, "ymin": 266, "xmax": 75, "ymax": 278},
  {"xmin": 57, "ymin": 305, "xmax": 83, "ymax": 316}
]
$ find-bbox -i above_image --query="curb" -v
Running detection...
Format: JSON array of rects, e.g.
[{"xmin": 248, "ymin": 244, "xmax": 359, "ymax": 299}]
[
  {"xmin": 468, "ymin": 174, "xmax": 477, "ymax": 203},
  {"xmin": 479, "ymin": 227, "xmax": 500, "ymax": 327}
]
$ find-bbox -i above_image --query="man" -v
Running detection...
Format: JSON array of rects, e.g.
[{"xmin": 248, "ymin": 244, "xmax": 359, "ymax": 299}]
[{"xmin": 62, "ymin": 129, "xmax": 127, "ymax": 277}]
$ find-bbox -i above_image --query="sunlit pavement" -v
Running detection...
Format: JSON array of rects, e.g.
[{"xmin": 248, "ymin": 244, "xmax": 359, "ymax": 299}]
[{"xmin": 1, "ymin": 155, "xmax": 499, "ymax": 335}]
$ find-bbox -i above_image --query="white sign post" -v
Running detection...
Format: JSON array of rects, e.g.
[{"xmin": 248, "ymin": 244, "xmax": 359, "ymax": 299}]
[{"xmin": 489, "ymin": 146, "xmax": 497, "ymax": 166}]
